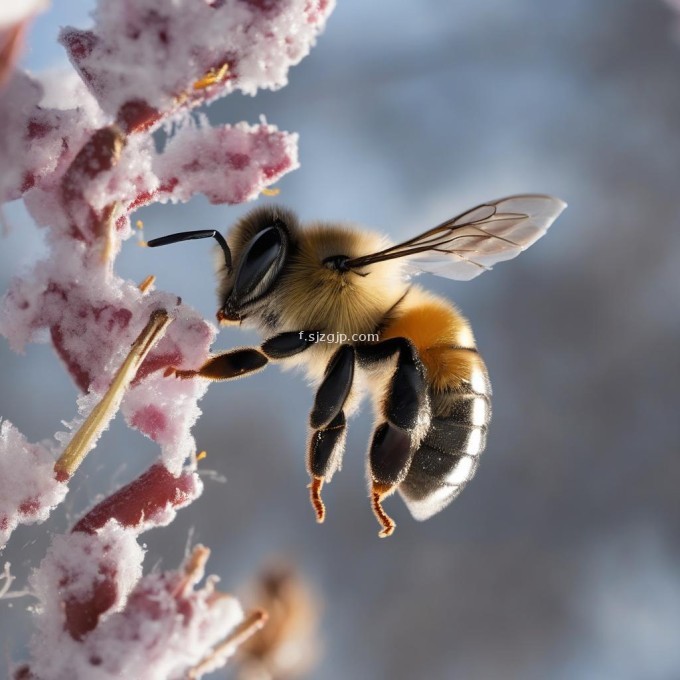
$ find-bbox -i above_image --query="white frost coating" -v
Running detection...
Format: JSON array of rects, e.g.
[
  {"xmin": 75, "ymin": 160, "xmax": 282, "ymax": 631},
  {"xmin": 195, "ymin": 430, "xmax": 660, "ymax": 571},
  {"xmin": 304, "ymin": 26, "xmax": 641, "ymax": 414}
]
[
  {"xmin": 1, "ymin": 248, "xmax": 216, "ymax": 476},
  {"xmin": 0, "ymin": 420, "xmax": 67, "ymax": 549},
  {"xmin": 82, "ymin": 134, "xmax": 160, "ymax": 215},
  {"xmin": 2, "ymin": 0, "xmax": 333, "ymax": 672},
  {"xmin": 155, "ymin": 119, "xmax": 300, "ymax": 204},
  {"xmin": 0, "ymin": 73, "xmax": 44, "ymax": 201},
  {"xmin": 81, "ymin": 575, "xmax": 243, "ymax": 680},
  {"xmin": 121, "ymin": 374, "xmax": 210, "ymax": 471},
  {"xmin": 0, "ymin": 72, "xmax": 103, "ymax": 204},
  {"xmin": 0, "ymin": 0, "xmax": 48, "ymax": 29},
  {"xmin": 64, "ymin": 0, "xmax": 336, "ymax": 116},
  {"xmin": 0, "ymin": 0, "xmax": 317, "ymax": 546},
  {"xmin": 31, "ymin": 523, "xmax": 144, "ymax": 622},
  {"xmin": 29, "ymin": 525, "xmax": 244, "ymax": 680},
  {"xmin": 0, "ymin": 73, "xmax": 40, "ymax": 201},
  {"xmin": 28, "ymin": 523, "xmax": 142, "ymax": 677},
  {"xmin": 37, "ymin": 69, "xmax": 102, "ymax": 116}
]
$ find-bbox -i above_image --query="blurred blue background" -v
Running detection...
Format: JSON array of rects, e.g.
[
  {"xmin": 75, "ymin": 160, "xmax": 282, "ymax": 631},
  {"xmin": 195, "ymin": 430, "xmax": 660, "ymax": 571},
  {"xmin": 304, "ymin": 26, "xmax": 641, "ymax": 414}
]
[{"xmin": 2, "ymin": 1, "xmax": 680, "ymax": 678}]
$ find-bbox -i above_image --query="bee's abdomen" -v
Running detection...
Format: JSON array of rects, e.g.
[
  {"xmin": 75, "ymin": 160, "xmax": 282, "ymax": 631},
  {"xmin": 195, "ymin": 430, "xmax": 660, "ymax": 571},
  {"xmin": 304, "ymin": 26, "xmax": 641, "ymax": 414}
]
[{"xmin": 399, "ymin": 349, "xmax": 491, "ymax": 521}]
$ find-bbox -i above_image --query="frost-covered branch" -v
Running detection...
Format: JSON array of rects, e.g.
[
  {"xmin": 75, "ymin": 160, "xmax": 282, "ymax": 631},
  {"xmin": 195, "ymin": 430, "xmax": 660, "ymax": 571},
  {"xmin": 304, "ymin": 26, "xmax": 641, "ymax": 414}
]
[
  {"xmin": 17, "ymin": 465, "xmax": 264, "ymax": 679},
  {"xmin": 1, "ymin": 0, "xmax": 334, "ymax": 676}
]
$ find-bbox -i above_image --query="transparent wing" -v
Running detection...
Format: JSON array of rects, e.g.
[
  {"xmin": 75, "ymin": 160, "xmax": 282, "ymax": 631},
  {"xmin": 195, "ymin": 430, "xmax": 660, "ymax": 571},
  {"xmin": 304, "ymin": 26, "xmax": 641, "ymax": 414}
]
[{"xmin": 344, "ymin": 195, "xmax": 567, "ymax": 281}]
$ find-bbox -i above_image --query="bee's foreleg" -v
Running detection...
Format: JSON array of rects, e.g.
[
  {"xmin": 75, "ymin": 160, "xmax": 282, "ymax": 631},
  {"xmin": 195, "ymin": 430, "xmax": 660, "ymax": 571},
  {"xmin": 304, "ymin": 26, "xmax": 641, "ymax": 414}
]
[
  {"xmin": 357, "ymin": 338, "xmax": 429, "ymax": 537},
  {"xmin": 261, "ymin": 331, "xmax": 318, "ymax": 359},
  {"xmin": 169, "ymin": 348, "xmax": 269, "ymax": 381},
  {"xmin": 306, "ymin": 345, "xmax": 355, "ymax": 524},
  {"xmin": 167, "ymin": 331, "xmax": 317, "ymax": 380}
]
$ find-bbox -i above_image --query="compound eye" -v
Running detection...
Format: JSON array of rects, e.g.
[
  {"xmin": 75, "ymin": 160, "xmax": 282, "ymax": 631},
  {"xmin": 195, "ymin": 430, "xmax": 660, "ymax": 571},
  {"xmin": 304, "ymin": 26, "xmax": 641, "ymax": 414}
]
[{"xmin": 232, "ymin": 226, "xmax": 284, "ymax": 303}]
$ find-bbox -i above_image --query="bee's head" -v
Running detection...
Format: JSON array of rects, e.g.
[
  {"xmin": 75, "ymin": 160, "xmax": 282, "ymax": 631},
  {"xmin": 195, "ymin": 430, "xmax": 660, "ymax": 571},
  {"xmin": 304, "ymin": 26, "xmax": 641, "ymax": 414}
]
[
  {"xmin": 217, "ymin": 205, "xmax": 298, "ymax": 325},
  {"xmin": 145, "ymin": 205, "xmax": 406, "ymax": 333}
]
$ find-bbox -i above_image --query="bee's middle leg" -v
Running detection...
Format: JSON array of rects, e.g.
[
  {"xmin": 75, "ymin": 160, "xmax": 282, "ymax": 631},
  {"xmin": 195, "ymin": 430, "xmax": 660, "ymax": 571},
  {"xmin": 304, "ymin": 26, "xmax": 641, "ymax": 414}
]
[{"xmin": 307, "ymin": 344, "xmax": 355, "ymax": 524}]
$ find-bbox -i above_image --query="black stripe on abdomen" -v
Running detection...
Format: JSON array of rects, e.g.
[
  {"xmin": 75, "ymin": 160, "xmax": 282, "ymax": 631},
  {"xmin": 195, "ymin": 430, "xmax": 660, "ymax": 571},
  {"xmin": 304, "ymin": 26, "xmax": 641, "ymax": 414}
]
[{"xmin": 399, "ymin": 376, "xmax": 491, "ymax": 521}]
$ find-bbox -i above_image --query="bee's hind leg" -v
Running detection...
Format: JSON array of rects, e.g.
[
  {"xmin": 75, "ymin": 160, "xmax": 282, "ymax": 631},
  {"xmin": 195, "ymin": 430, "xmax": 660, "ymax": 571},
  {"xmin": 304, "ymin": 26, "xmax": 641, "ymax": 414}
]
[
  {"xmin": 307, "ymin": 345, "xmax": 355, "ymax": 524},
  {"xmin": 356, "ymin": 338, "xmax": 429, "ymax": 537}
]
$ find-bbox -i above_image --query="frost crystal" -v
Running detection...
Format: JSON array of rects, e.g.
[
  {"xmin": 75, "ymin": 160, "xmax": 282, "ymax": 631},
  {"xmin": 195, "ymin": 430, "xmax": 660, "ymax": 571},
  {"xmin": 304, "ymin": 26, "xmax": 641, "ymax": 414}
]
[
  {"xmin": 61, "ymin": 0, "xmax": 333, "ymax": 128},
  {"xmin": 1, "ymin": 0, "xmax": 333, "ymax": 676},
  {"xmin": 0, "ymin": 421, "xmax": 67, "ymax": 549}
]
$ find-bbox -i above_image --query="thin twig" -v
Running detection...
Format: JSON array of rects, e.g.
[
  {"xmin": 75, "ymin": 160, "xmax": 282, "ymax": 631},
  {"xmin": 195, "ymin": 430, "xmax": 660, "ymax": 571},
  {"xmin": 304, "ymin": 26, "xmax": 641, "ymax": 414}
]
[
  {"xmin": 54, "ymin": 309, "xmax": 171, "ymax": 480},
  {"xmin": 188, "ymin": 610, "xmax": 268, "ymax": 679}
]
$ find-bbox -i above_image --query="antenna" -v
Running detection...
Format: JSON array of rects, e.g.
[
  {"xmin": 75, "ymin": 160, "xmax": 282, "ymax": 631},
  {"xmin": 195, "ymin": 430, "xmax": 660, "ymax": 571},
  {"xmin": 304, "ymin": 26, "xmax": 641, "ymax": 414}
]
[{"xmin": 146, "ymin": 229, "xmax": 232, "ymax": 272}]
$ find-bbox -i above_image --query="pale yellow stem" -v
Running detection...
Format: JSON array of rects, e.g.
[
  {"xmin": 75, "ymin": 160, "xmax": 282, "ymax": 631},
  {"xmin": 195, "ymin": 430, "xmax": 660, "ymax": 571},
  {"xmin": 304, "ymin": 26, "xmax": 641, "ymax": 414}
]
[{"xmin": 54, "ymin": 309, "xmax": 171, "ymax": 480}]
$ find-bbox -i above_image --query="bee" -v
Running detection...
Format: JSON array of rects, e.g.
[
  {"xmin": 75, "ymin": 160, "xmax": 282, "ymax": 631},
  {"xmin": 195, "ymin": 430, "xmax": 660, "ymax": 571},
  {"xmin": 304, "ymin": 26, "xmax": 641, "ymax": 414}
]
[{"xmin": 147, "ymin": 195, "xmax": 566, "ymax": 536}]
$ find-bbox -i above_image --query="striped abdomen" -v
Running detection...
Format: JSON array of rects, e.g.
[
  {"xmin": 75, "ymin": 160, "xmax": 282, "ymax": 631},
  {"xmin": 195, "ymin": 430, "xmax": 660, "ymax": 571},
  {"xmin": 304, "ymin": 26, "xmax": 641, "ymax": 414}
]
[{"xmin": 399, "ymin": 348, "xmax": 491, "ymax": 520}]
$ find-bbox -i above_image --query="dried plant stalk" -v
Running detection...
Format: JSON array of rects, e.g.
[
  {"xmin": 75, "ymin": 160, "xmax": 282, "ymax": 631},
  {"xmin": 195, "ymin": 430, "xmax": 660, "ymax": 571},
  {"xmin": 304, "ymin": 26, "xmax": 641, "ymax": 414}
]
[{"xmin": 54, "ymin": 308, "xmax": 171, "ymax": 480}]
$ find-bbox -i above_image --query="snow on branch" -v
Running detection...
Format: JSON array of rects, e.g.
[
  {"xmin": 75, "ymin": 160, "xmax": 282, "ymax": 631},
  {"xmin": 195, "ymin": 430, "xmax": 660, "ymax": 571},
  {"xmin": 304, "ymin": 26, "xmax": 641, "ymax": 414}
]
[
  {"xmin": 17, "ymin": 466, "xmax": 265, "ymax": 680},
  {"xmin": 61, "ymin": 0, "xmax": 332, "ymax": 132},
  {"xmin": 0, "ymin": 0, "xmax": 334, "ymax": 676}
]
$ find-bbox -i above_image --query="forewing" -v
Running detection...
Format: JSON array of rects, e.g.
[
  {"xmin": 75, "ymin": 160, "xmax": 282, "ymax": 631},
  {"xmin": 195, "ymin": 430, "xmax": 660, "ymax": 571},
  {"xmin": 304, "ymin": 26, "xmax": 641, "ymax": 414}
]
[
  {"xmin": 346, "ymin": 195, "xmax": 566, "ymax": 281},
  {"xmin": 407, "ymin": 195, "xmax": 566, "ymax": 280}
]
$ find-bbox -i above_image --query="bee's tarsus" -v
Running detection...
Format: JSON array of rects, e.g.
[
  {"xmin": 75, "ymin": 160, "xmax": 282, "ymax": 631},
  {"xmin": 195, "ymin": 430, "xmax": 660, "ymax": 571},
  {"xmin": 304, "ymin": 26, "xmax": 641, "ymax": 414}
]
[
  {"xmin": 308, "ymin": 476, "xmax": 326, "ymax": 523},
  {"xmin": 371, "ymin": 484, "xmax": 396, "ymax": 538}
]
